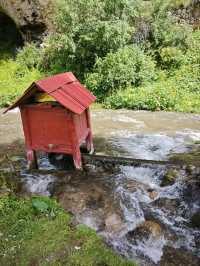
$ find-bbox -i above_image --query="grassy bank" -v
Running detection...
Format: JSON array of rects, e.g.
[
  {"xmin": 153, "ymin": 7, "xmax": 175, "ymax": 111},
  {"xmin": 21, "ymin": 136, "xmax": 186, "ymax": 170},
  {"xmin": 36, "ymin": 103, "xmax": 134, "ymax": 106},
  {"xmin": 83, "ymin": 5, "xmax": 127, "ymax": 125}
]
[
  {"xmin": 0, "ymin": 195, "xmax": 135, "ymax": 266},
  {"xmin": 0, "ymin": 52, "xmax": 42, "ymax": 108}
]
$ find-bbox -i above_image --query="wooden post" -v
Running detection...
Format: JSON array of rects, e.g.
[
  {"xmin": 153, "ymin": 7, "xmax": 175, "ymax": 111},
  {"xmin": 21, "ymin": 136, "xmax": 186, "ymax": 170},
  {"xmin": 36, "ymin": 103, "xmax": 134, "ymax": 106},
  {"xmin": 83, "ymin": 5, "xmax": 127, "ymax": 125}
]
[
  {"xmin": 27, "ymin": 150, "xmax": 38, "ymax": 170},
  {"xmin": 86, "ymin": 109, "xmax": 94, "ymax": 154},
  {"xmin": 72, "ymin": 147, "xmax": 82, "ymax": 169}
]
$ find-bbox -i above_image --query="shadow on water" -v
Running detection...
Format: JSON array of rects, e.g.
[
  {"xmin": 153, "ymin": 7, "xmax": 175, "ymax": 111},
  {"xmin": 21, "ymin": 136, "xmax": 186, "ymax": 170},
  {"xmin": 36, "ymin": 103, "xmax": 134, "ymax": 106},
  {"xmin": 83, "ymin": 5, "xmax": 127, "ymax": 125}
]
[{"xmin": 0, "ymin": 139, "xmax": 200, "ymax": 266}]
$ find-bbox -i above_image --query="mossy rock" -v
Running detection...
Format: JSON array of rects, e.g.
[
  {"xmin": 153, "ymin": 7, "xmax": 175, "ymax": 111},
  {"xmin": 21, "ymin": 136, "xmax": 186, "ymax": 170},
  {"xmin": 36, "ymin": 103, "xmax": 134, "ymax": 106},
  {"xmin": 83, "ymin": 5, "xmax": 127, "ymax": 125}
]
[
  {"xmin": 169, "ymin": 147, "xmax": 200, "ymax": 166},
  {"xmin": 161, "ymin": 169, "xmax": 178, "ymax": 187}
]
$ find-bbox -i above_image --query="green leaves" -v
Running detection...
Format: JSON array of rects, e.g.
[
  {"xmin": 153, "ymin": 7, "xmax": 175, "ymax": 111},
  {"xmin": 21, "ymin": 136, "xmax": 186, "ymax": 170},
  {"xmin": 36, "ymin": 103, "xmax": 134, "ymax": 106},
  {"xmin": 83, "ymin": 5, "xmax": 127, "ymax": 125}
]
[
  {"xmin": 86, "ymin": 45, "xmax": 156, "ymax": 99},
  {"xmin": 31, "ymin": 196, "xmax": 62, "ymax": 218},
  {"xmin": 32, "ymin": 198, "xmax": 49, "ymax": 213},
  {"xmin": 37, "ymin": 0, "xmax": 140, "ymax": 78}
]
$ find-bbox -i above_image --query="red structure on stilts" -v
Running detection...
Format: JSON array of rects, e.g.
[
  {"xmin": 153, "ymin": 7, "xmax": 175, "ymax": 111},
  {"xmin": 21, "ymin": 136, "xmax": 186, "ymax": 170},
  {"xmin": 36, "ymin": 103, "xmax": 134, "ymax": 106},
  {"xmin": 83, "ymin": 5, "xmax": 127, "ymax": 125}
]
[{"xmin": 4, "ymin": 72, "xmax": 96, "ymax": 169}]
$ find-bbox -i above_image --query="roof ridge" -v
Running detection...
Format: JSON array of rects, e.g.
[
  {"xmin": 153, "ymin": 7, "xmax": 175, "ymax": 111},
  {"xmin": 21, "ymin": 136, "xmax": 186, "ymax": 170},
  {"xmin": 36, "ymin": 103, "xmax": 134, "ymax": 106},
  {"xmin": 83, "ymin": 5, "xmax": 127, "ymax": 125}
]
[{"xmin": 4, "ymin": 72, "xmax": 96, "ymax": 114}]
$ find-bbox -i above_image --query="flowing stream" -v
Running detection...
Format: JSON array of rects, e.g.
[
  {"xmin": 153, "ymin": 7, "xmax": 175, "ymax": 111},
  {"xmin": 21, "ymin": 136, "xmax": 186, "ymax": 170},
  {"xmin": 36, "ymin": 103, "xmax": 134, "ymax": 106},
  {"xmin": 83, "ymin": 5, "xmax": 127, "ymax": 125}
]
[{"xmin": 1, "ymin": 109, "xmax": 200, "ymax": 265}]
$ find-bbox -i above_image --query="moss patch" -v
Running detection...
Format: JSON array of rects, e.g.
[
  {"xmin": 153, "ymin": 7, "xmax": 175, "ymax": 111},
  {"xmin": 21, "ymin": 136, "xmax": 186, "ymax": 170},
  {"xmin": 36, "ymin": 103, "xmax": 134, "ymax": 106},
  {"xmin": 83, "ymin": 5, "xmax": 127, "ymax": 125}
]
[
  {"xmin": 169, "ymin": 147, "xmax": 200, "ymax": 166},
  {"xmin": 161, "ymin": 169, "xmax": 178, "ymax": 187}
]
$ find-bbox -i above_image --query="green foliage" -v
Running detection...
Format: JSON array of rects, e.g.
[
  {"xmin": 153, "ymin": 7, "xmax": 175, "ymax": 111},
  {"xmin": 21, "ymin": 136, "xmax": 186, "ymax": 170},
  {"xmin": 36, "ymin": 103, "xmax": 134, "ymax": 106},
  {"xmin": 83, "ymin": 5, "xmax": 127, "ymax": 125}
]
[
  {"xmin": 0, "ymin": 195, "xmax": 136, "ymax": 266},
  {"xmin": 0, "ymin": 57, "xmax": 42, "ymax": 107},
  {"xmin": 31, "ymin": 196, "xmax": 61, "ymax": 218},
  {"xmin": 86, "ymin": 45, "xmax": 156, "ymax": 99},
  {"xmin": 39, "ymin": 0, "xmax": 141, "ymax": 77},
  {"xmin": 151, "ymin": 0, "xmax": 192, "ymax": 14},
  {"xmin": 104, "ymin": 84, "xmax": 178, "ymax": 111},
  {"xmin": 159, "ymin": 47, "xmax": 184, "ymax": 69},
  {"xmin": 16, "ymin": 43, "xmax": 41, "ymax": 69},
  {"xmin": 0, "ymin": 0, "xmax": 199, "ymax": 113},
  {"xmin": 164, "ymin": 0, "xmax": 192, "ymax": 8},
  {"xmin": 141, "ymin": 0, "xmax": 193, "ymax": 69},
  {"xmin": 151, "ymin": 16, "xmax": 191, "ymax": 51},
  {"xmin": 104, "ymin": 58, "xmax": 200, "ymax": 113}
]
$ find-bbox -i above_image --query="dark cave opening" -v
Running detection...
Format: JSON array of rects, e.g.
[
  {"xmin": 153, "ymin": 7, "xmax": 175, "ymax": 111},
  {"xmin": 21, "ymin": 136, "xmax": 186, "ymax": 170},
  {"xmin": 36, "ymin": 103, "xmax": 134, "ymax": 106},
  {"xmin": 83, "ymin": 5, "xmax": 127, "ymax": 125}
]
[{"xmin": 0, "ymin": 11, "xmax": 23, "ymax": 56}]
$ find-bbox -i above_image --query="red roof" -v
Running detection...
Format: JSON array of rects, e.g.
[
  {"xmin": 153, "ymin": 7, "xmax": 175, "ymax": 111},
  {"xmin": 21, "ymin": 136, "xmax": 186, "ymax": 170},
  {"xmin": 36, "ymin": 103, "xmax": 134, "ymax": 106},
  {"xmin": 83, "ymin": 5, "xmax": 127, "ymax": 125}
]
[{"xmin": 4, "ymin": 72, "xmax": 96, "ymax": 114}]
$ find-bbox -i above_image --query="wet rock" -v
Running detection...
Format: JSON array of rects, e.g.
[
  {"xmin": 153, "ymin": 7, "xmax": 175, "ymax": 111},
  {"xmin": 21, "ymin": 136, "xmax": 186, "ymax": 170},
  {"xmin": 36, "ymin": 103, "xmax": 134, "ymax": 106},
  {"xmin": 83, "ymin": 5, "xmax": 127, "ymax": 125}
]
[
  {"xmin": 182, "ymin": 181, "xmax": 200, "ymax": 205},
  {"xmin": 161, "ymin": 169, "xmax": 178, "ymax": 187},
  {"xmin": 194, "ymin": 232, "xmax": 200, "ymax": 247},
  {"xmin": 186, "ymin": 164, "xmax": 196, "ymax": 175},
  {"xmin": 128, "ymin": 220, "xmax": 163, "ymax": 241},
  {"xmin": 125, "ymin": 180, "xmax": 138, "ymax": 192},
  {"xmin": 149, "ymin": 198, "xmax": 186, "ymax": 223},
  {"xmin": 160, "ymin": 246, "xmax": 200, "ymax": 266},
  {"xmin": 191, "ymin": 211, "xmax": 200, "ymax": 228},
  {"xmin": 152, "ymin": 198, "xmax": 180, "ymax": 211},
  {"xmin": 57, "ymin": 181, "xmax": 114, "ymax": 218},
  {"xmin": 169, "ymin": 148, "xmax": 200, "ymax": 166},
  {"xmin": 147, "ymin": 189, "xmax": 158, "ymax": 200},
  {"xmin": 105, "ymin": 213, "xmax": 124, "ymax": 233}
]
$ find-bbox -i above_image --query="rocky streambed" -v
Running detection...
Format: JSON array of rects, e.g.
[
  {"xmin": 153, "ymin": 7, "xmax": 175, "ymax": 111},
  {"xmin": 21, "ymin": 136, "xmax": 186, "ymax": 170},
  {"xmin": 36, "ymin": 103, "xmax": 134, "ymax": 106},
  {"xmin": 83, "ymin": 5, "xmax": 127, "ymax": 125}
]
[{"xmin": 0, "ymin": 109, "xmax": 200, "ymax": 266}]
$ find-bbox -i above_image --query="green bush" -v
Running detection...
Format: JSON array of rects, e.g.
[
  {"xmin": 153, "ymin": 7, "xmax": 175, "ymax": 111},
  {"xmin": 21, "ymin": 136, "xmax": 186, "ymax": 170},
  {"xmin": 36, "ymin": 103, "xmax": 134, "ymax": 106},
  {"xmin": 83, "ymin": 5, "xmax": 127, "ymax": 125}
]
[
  {"xmin": 104, "ymin": 62, "xmax": 200, "ymax": 113},
  {"xmin": 86, "ymin": 45, "xmax": 156, "ymax": 99},
  {"xmin": 159, "ymin": 46, "xmax": 184, "ymax": 69},
  {"xmin": 39, "ymin": 0, "xmax": 141, "ymax": 78},
  {"xmin": 104, "ymin": 84, "xmax": 178, "ymax": 111},
  {"xmin": 41, "ymin": 20, "xmax": 132, "ymax": 77},
  {"xmin": 143, "ymin": 0, "xmax": 193, "ymax": 68},
  {"xmin": 16, "ymin": 43, "xmax": 41, "ymax": 69}
]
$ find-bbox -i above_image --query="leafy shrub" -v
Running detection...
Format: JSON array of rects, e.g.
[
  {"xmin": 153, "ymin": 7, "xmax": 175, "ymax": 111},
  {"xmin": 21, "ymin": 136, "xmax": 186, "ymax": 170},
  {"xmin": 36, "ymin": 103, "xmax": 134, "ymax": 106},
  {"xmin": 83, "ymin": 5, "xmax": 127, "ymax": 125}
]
[
  {"xmin": 104, "ymin": 62, "xmax": 200, "ymax": 113},
  {"xmin": 142, "ymin": 0, "xmax": 193, "ymax": 67},
  {"xmin": 31, "ymin": 196, "xmax": 62, "ymax": 217},
  {"xmin": 151, "ymin": 0, "xmax": 192, "ymax": 13},
  {"xmin": 159, "ymin": 46, "xmax": 184, "ymax": 69},
  {"xmin": 39, "ymin": 0, "xmax": 141, "ymax": 77},
  {"xmin": 183, "ymin": 30, "xmax": 200, "ymax": 66},
  {"xmin": 41, "ymin": 20, "xmax": 132, "ymax": 77},
  {"xmin": 104, "ymin": 33, "xmax": 200, "ymax": 113},
  {"xmin": 152, "ymin": 17, "xmax": 191, "ymax": 50},
  {"xmin": 104, "ymin": 85, "xmax": 178, "ymax": 111},
  {"xmin": 86, "ymin": 45, "xmax": 156, "ymax": 99},
  {"xmin": 16, "ymin": 43, "xmax": 41, "ymax": 69}
]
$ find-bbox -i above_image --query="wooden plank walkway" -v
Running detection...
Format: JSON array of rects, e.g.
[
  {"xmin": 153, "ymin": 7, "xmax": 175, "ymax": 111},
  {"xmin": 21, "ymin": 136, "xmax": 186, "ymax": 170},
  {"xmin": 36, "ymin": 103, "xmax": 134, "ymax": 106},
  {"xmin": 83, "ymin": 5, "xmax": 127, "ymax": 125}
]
[{"xmin": 82, "ymin": 154, "xmax": 199, "ymax": 168}]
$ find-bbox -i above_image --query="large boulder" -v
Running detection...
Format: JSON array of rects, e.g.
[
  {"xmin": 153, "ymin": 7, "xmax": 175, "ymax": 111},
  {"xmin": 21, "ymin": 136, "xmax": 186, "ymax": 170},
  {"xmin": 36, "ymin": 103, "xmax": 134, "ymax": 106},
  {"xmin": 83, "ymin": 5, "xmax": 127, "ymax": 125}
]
[
  {"xmin": 160, "ymin": 246, "xmax": 200, "ymax": 266},
  {"xmin": 0, "ymin": 0, "xmax": 53, "ymax": 41}
]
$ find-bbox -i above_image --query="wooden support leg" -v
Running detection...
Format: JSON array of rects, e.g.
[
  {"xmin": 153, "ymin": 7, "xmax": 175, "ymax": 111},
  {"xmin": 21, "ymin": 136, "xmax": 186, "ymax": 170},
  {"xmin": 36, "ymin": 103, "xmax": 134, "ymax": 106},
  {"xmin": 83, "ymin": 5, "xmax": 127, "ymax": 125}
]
[
  {"xmin": 86, "ymin": 131, "xmax": 94, "ymax": 154},
  {"xmin": 27, "ymin": 150, "xmax": 38, "ymax": 170},
  {"xmin": 73, "ymin": 148, "xmax": 82, "ymax": 169}
]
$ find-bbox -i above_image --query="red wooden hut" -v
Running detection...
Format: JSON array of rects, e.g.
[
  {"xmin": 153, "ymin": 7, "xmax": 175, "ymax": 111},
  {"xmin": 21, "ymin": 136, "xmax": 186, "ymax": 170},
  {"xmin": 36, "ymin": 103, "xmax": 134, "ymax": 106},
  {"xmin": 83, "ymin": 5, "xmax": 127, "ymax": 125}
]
[{"xmin": 4, "ymin": 72, "xmax": 96, "ymax": 169}]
